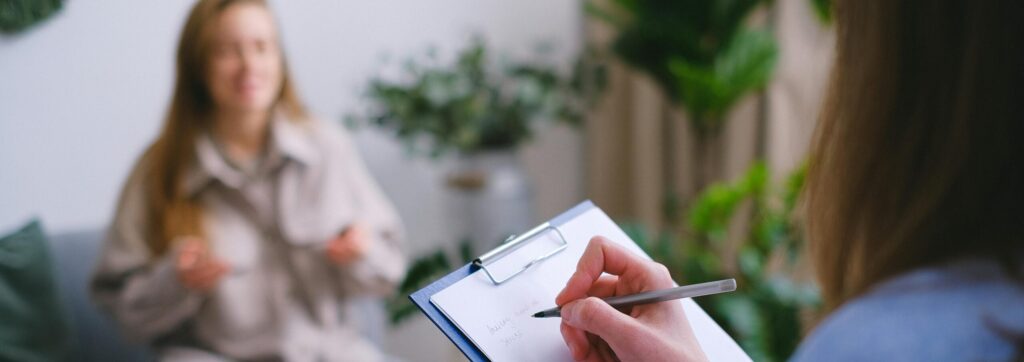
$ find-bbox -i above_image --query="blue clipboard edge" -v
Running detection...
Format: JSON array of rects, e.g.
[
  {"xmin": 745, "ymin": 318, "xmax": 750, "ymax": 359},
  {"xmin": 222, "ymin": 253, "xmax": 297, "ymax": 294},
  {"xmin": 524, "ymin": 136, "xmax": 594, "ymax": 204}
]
[
  {"xmin": 408, "ymin": 200, "xmax": 596, "ymax": 362},
  {"xmin": 409, "ymin": 263, "xmax": 488, "ymax": 361}
]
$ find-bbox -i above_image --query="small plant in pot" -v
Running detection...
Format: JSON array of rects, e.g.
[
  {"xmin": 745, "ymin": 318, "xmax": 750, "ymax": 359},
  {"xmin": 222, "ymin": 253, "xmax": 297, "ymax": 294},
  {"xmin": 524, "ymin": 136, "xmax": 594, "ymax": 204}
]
[
  {"xmin": 348, "ymin": 37, "xmax": 592, "ymax": 158},
  {"xmin": 348, "ymin": 37, "xmax": 601, "ymax": 325}
]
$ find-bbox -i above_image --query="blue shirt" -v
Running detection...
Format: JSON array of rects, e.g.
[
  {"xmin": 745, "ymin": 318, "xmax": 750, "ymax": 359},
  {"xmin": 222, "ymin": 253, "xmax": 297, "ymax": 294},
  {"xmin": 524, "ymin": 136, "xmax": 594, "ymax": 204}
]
[{"xmin": 792, "ymin": 258, "xmax": 1024, "ymax": 361}]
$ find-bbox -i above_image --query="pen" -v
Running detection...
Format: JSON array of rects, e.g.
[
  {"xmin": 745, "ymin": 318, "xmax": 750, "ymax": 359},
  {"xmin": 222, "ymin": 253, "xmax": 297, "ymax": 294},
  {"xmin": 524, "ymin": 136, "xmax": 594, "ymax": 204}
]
[{"xmin": 532, "ymin": 278, "xmax": 737, "ymax": 318}]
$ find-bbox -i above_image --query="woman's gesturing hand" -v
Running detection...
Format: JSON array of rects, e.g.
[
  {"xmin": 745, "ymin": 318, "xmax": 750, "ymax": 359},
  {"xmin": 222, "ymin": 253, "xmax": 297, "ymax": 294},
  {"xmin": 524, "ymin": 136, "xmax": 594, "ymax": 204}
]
[
  {"xmin": 326, "ymin": 222, "xmax": 370, "ymax": 266},
  {"xmin": 175, "ymin": 237, "xmax": 230, "ymax": 292}
]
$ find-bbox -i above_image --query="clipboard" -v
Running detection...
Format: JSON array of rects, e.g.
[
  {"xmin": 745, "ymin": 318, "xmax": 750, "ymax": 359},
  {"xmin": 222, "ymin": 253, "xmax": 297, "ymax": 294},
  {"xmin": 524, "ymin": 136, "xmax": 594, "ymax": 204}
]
[
  {"xmin": 410, "ymin": 200, "xmax": 750, "ymax": 362},
  {"xmin": 408, "ymin": 200, "xmax": 593, "ymax": 361}
]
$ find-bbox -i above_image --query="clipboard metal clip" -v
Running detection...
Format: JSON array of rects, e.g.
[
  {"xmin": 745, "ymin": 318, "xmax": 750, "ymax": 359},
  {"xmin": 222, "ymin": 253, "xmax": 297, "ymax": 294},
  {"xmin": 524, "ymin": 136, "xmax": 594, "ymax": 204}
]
[{"xmin": 472, "ymin": 222, "xmax": 568, "ymax": 285}]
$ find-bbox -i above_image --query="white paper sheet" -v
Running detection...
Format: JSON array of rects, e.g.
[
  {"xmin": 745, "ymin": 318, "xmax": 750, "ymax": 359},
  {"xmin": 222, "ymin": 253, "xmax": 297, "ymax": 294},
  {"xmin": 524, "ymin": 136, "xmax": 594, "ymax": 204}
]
[{"xmin": 431, "ymin": 206, "xmax": 751, "ymax": 362}]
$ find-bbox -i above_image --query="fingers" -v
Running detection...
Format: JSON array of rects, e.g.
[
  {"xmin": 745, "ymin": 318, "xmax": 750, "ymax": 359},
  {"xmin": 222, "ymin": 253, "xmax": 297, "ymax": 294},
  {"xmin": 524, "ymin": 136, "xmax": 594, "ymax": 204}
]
[
  {"xmin": 326, "ymin": 223, "xmax": 371, "ymax": 265},
  {"xmin": 176, "ymin": 237, "xmax": 205, "ymax": 270},
  {"xmin": 327, "ymin": 236, "xmax": 362, "ymax": 264},
  {"xmin": 181, "ymin": 261, "xmax": 229, "ymax": 291},
  {"xmin": 561, "ymin": 322, "xmax": 617, "ymax": 362},
  {"xmin": 327, "ymin": 236, "xmax": 349, "ymax": 254},
  {"xmin": 587, "ymin": 275, "xmax": 620, "ymax": 299},
  {"xmin": 561, "ymin": 296, "xmax": 643, "ymax": 351},
  {"xmin": 175, "ymin": 238, "xmax": 229, "ymax": 292},
  {"xmin": 588, "ymin": 334, "xmax": 617, "ymax": 362},
  {"xmin": 342, "ymin": 223, "xmax": 367, "ymax": 241},
  {"xmin": 560, "ymin": 321, "xmax": 590, "ymax": 361},
  {"xmin": 180, "ymin": 262, "xmax": 228, "ymax": 291},
  {"xmin": 553, "ymin": 239, "xmax": 700, "ymax": 362},
  {"xmin": 346, "ymin": 229, "xmax": 369, "ymax": 254},
  {"xmin": 557, "ymin": 236, "xmax": 662, "ymax": 305}
]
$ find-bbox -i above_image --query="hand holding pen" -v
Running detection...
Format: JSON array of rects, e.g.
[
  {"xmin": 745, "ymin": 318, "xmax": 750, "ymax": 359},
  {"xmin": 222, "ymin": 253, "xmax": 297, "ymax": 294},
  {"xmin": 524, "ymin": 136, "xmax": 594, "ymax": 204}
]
[{"xmin": 553, "ymin": 237, "xmax": 711, "ymax": 362}]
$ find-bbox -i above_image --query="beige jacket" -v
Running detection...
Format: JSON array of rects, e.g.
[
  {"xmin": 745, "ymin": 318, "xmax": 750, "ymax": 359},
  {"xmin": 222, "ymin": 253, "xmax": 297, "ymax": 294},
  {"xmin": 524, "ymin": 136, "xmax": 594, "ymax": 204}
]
[{"xmin": 91, "ymin": 117, "xmax": 407, "ymax": 361}]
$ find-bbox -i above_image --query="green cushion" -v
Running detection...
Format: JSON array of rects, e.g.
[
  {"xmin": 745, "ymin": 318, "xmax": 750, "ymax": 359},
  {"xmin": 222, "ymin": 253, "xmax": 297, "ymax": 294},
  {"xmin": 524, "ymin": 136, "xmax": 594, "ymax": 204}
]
[{"xmin": 0, "ymin": 220, "xmax": 73, "ymax": 362}]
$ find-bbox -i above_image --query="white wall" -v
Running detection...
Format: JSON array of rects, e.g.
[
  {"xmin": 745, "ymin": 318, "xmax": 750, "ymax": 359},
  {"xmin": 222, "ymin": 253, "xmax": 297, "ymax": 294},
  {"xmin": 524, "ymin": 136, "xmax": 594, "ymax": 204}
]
[
  {"xmin": 0, "ymin": 0, "xmax": 583, "ymax": 251},
  {"xmin": 1, "ymin": 2, "xmax": 582, "ymax": 360}
]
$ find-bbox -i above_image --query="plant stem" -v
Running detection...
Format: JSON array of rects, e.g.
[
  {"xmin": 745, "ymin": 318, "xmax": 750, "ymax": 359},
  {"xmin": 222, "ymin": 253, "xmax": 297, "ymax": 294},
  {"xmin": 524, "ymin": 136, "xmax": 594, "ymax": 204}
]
[{"xmin": 662, "ymin": 102, "xmax": 679, "ymax": 226}]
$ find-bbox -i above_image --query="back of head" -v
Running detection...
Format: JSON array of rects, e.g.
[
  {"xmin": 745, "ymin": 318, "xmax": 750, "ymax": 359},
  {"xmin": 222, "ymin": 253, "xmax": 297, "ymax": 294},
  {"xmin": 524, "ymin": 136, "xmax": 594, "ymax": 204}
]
[{"xmin": 806, "ymin": 0, "xmax": 1024, "ymax": 310}]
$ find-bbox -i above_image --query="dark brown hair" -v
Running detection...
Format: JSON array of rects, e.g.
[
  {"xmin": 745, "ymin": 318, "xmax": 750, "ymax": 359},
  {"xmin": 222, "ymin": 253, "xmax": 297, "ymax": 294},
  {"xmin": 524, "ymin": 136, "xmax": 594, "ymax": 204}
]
[
  {"xmin": 141, "ymin": 0, "xmax": 307, "ymax": 256},
  {"xmin": 806, "ymin": 0, "xmax": 1024, "ymax": 311}
]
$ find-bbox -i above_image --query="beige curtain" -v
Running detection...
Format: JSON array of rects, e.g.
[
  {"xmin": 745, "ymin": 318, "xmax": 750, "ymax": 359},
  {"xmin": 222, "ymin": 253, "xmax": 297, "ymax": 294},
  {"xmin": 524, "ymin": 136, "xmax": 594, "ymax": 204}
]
[{"xmin": 584, "ymin": 0, "xmax": 835, "ymax": 227}]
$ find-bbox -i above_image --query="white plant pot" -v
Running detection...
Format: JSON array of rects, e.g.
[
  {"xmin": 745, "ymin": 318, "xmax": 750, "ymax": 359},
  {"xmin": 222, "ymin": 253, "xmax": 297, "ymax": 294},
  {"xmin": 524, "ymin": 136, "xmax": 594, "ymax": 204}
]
[{"xmin": 446, "ymin": 150, "xmax": 534, "ymax": 257}]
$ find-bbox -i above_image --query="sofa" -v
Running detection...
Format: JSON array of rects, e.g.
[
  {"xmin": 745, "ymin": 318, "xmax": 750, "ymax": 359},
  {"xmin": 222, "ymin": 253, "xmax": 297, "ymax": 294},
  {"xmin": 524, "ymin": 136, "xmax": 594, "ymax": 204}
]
[
  {"xmin": 47, "ymin": 229, "xmax": 150, "ymax": 361},
  {"xmin": 46, "ymin": 229, "xmax": 387, "ymax": 361}
]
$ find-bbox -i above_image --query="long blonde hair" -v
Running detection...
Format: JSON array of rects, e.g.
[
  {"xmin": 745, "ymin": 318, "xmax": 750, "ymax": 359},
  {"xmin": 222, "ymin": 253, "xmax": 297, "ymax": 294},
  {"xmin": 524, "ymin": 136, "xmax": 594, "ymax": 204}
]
[{"xmin": 141, "ymin": 0, "xmax": 307, "ymax": 256}]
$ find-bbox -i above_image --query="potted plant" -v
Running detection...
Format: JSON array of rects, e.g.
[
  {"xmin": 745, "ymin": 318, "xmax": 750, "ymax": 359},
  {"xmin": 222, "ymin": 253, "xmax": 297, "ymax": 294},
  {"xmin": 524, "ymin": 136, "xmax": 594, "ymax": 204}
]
[
  {"xmin": 587, "ymin": 0, "xmax": 779, "ymax": 219},
  {"xmin": 625, "ymin": 163, "xmax": 820, "ymax": 361},
  {"xmin": 584, "ymin": 1, "xmax": 834, "ymax": 359},
  {"xmin": 350, "ymin": 37, "xmax": 589, "ymax": 157},
  {"xmin": 348, "ymin": 37, "xmax": 601, "ymax": 325},
  {"xmin": 348, "ymin": 37, "xmax": 593, "ymax": 251}
]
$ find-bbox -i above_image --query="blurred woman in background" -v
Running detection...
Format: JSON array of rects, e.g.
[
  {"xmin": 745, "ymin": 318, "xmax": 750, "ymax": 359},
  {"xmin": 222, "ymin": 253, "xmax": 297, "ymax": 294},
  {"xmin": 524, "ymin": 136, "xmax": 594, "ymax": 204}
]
[{"xmin": 90, "ymin": 1, "xmax": 406, "ymax": 360}]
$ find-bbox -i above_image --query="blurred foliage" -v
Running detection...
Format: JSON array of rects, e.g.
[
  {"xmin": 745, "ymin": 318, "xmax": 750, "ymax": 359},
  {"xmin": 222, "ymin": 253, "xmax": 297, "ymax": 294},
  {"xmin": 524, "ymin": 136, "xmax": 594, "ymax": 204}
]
[
  {"xmin": 348, "ymin": 37, "xmax": 604, "ymax": 158},
  {"xmin": 624, "ymin": 162, "xmax": 819, "ymax": 361},
  {"xmin": 387, "ymin": 239, "xmax": 474, "ymax": 325},
  {"xmin": 0, "ymin": 0, "xmax": 62, "ymax": 34},
  {"xmin": 669, "ymin": 29, "xmax": 777, "ymax": 130},
  {"xmin": 586, "ymin": 0, "xmax": 777, "ymax": 134},
  {"xmin": 809, "ymin": 0, "xmax": 833, "ymax": 24}
]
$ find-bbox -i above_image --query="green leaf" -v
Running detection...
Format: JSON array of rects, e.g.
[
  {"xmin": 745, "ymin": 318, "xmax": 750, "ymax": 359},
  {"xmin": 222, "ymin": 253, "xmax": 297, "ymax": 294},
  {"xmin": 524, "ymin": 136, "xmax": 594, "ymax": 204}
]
[
  {"xmin": 346, "ymin": 37, "xmax": 590, "ymax": 157},
  {"xmin": 458, "ymin": 238, "xmax": 475, "ymax": 264},
  {"xmin": 737, "ymin": 247, "xmax": 764, "ymax": 278},
  {"xmin": 387, "ymin": 249, "xmax": 455, "ymax": 325},
  {"xmin": 0, "ymin": 0, "xmax": 63, "ymax": 34},
  {"xmin": 663, "ymin": 162, "xmax": 820, "ymax": 361},
  {"xmin": 715, "ymin": 295, "xmax": 769, "ymax": 359},
  {"xmin": 783, "ymin": 161, "xmax": 807, "ymax": 210},
  {"xmin": 589, "ymin": 0, "xmax": 773, "ymax": 112},
  {"xmin": 809, "ymin": 0, "xmax": 833, "ymax": 24},
  {"xmin": 670, "ymin": 29, "xmax": 778, "ymax": 128},
  {"xmin": 687, "ymin": 162, "xmax": 768, "ymax": 240}
]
